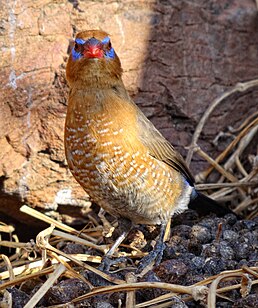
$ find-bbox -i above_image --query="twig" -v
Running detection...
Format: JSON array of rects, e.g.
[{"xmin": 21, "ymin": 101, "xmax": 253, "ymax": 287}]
[
  {"xmin": 125, "ymin": 272, "xmax": 137, "ymax": 308},
  {"xmin": 196, "ymin": 181, "xmax": 258, "ymax": 190},
  {"xmin": 52, "ymin": 229, "xmax": 108, "ymax": 253},
  {"xmin": 208, "ymin": 273, "xmax": 251, "ymax": 308},
  {"xmin": 0, "ymin": 254, "xmax": 14, "ymax": 280},
  {"xmin": 136, "ymin": 278, "xmax": 258, "ymax": 307},
  {"xmin": 234, "ymin": 197, "xmax": 258, "ymax": 214},
  {"xmin": 0, "ymin": 223, "xmax": 15, "ymax": 233},
  {"xmin": 196, "ymin": 116, "xmax": 258, "ymax": 182},
  {"xmin": 36, "ymin": 226, "xmax": 125, "ymax": 285},
  {"xmin": 71, "ymin": 282, "xmax": 208, "ymax": 304},
  {"xmin": 235, "ymin": 156, "xmax": 248, "ymax": 177},
  {"xmin": 0, "ymin": 254, "xmax": 102, "ymax": 281},
  {"xmin": 20, "ymin": 205, "xmax": 98, "ymax": 243},
  {"xmin": 0, "ymin": 266, "xmax": 55, "ymax": 291},
  {"xmin": 193, "ymin": 146, "xmax": 240, "ymax": 184},
  {"xmin": 223, "ymin": 124, "xmax": 258, "ymax": 173},
  {"xmin": 228, "ymin": 110, "xmax": 258, "ymax": 133},
  {"xmin": 24, "ymin": 263, "xmax": 67, "ymax": 308}
]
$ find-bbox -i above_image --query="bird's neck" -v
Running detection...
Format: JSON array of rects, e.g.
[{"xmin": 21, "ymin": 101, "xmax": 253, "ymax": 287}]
[
  {"xmin": 67, "ymin": 78, "xmax": 132, "ymax": 117},
  {"xmin": 66, "ymin": 56, "xmax": 123, "ymax": 90},
  {"xmin": 70, "ymin": 75, "xmax": 121, "ymax": 90}
]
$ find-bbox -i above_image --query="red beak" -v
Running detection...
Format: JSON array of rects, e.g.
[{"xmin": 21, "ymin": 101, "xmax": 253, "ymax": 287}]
[{"xmin": 83, "ymin": 44, "xmax": 104, "ymax": 59}]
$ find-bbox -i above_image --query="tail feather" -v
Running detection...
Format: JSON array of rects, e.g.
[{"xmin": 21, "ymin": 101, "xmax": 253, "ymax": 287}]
[{"xmin": 189, "ymin": 191, "xmax": 233, "ymax": 217}]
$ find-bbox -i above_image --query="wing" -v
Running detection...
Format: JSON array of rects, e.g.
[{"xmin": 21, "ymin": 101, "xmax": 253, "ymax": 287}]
[{"xmin": 136, "ymin": 107, "xmax": 195, "ymax": 186}]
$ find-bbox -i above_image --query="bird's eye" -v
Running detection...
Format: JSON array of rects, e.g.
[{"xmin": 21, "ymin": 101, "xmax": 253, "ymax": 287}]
[
  {"xmin": 108, "ymin": 41, "xmax": 112, "ymax": 49},
  {"xmin": 74, "ymin": 42, "xmax": 79, "ymax": 50}
]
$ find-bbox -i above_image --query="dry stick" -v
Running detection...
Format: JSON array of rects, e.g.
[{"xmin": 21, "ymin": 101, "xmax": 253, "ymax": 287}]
[
  {"xmin": 193, "ymin": 146, "xmax": 247, "ymax": 199},
  {"xmin": 228, "ymin": 110, "xmax": 258, "ymax": 133},
  {"xmin": 48, "ymin": 250, "xmax": 93, "ymax": 289},
  {"xmin": 186, "ymin": 79, "xmax": 258, "ymax": 166},
  {"xmin": 0, "ymin": 266, "xmax": 55, "ymax": 291},
  {"xmin": 210, "ymin": 189, "xmax": 236, "ymax": 201},
  {"xmin": 136, "ymin": 280, "xmax": 258, "ymax": 308},
  {"xmin": 24, "ymin": 263, "xmax": 67, "ymax": 308},
  {"xmin": 235, "ymin": 156, "xmax": 248, "ymax": 177},
  {"xmin": 223, "ymin": 124, "xmax": 258, "ymax": 174},
  {"xmin": 0, "ymin": 254, "xmax": 14, "ymax": 280},
  {"xmin": 235, "ymin": 197, "xmax": 258, "ymax": 214},
  {"xmin": 36, "ymin": 226, "xmax": 125, "ymax": 285},
  {"xmin": 193, "ymin": 146, "xmax": 239, "ymax": 183},
  {"xmin": 242, "ymin": 265, "xmax": 258, "ymax": 279},
  {"xmin": 2, "ymin": 288, "xmax": 13, "ymax": 307},
  {"xmin": 46, "ymin": 243, "xmax": 125, "ymax": 285},
  {"xmin": 196, "ymin": 116, "xmax": 258, "ymax": 182},
  {"xmin": 207, "ymin": 273, "xmax": 251, "ymax": 308},
  {"xmin": 0, "ymin": 224, "xmax": 15, "ymax": 233},
  {"xmin": 210, "ymin": 165, "xmax": 258, "ymax": 200},
  {"xmin": 51, "ymin": 229, "xmax": 108, "ymax": 253},
  {"xmin": 136, "ymin": 268, "xmax": 258, "ymax": 308},
  {"xmin": 125, "ymin": 272, "xmax": 137, "ymax": 308},
  {"xmin": 135, "ymin": 293, "xmax": 178, "ymax": 308},
  {"xmin": 0, "ymin": 254, "xmax": 102, "ymax": 281},
  {"xmin": 0, "ymin": 241, "xmax": 34, "ymax": 249},
  {"xmin": 191, "ymin": 279, "xmax": 258, "ymax": 303},
  {"xmin": 71, "ymin": 283, "xmax": 208, "ymax": 304},
  {"xmin": 247, "ymin": 207, "xmax": 258, "ymax": 219},
  {"xmin": 20, "ymin": 205, "xmax": 98, "ymax": 243},
  {"xmin": 196, "ymin": 181, "xmax": 258, "ymax": 190},
  {"xmin": 0, "ymin": 253, "xmax": 21, "ymax": 270},
  {"xmin": 234, "ymin": 197, "xmax": 252, "ymax": 214}
]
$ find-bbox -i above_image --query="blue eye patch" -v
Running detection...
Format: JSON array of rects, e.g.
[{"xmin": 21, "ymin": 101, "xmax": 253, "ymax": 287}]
[
  {"xmin": 75, "ymin": 38, "xmax": 86, "ymax": 45},
  {"xmin": 101, "ymin": 36, "xmax": 115, "ymax": 59},
  {"xmin": 72, "ymin": 38, "xmax": 86, "ymax": 61},
  {"xmin": 101, "ymin": 36, "xmax": 110, "ymax": 44},
  {"xmin": 105, "ymin": 47, "xmax": 115, "ymax": 59}
]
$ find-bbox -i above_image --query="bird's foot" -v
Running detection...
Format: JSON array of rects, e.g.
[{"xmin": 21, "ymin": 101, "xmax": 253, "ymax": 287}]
[
  {"xmin": 136, "ymin": 240, "xmax": 166, "ymax": 275},
  {"xmin": 98, "ymin": 256, "xmax": 133, "ymax": 272}
]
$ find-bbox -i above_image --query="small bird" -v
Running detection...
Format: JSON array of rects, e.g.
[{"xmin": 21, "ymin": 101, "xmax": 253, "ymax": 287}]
[{"xmin": 65, "ymin": 30, "xmax": 231, "ymax": 270}]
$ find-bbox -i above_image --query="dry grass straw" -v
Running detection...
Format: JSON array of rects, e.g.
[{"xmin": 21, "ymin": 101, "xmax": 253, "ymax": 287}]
[
  {"xmin": 186, "ymin": 79, "xmax": 258, "ymax": 216},
  {"xmin": 0, "ymin": 80, "xmax": 258, "ymax": 307}
]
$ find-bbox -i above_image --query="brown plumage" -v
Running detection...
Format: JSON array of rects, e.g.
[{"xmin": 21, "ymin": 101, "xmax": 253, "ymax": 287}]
[{"xmin": 65, "ymin": 30, "xmax": 231, "ymax": 269}]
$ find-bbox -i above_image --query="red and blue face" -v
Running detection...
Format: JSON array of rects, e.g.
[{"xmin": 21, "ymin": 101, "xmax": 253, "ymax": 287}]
[{"xmin": 72, "ymin": 36, "xmax": 115, "ymax": 61}]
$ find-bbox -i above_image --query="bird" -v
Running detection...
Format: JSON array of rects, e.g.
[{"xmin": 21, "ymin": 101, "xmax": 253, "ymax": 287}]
[{"xmin": 64, "ymin": 29, "xmax": 232, "ymax": 271}]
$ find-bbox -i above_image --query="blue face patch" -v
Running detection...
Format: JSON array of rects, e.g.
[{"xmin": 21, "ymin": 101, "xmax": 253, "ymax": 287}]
[
  {"xmin": 101, "ymin": 36, "xmax": 110, "ymax": 44},
  {"xmin": 101, "ymin": 36, "xmax": 115, "ymax": 59},
  {"xmin": 72, "ymin": 48, "xmax": 82, "ymax": 60},
  {"xmin": 105, "ymin": 47, "xmax": 115, "ymax": 59},
  {"xmin": 102, "ymin": 36, "xmax": 115, "ymax": 59},
  {"xmin": 75, "ymin": 38, "xmax": 86, "ymax": 45},
  {"xmin": 72, "ymin": 38, "xmax": 86, "ymax": 61},
  {"xmin": 71, "ymin": 36, "xmax": 115, "ymax": 61}
]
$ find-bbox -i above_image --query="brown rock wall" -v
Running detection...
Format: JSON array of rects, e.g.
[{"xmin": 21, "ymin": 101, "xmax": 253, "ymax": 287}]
[{"xmin": 0, "ymin": 0, "xmax": 257, "ymax": 224}]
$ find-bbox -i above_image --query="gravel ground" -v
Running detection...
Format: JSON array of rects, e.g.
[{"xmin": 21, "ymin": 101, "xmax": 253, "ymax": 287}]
[{"xmin": 3, "ymin": 210, "xmax": 258, "ymax": 307}]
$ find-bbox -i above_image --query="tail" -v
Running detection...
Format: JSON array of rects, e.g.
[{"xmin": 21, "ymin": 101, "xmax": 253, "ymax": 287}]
[{"xmin": 189, "ymin": 191, "xmax": 233, "ymax": 217}]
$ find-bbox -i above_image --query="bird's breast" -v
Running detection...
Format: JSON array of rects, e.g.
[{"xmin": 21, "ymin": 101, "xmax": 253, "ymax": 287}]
[{"xmin": 64, "ymin": 90, "xmax": 191, "ymax": 224}]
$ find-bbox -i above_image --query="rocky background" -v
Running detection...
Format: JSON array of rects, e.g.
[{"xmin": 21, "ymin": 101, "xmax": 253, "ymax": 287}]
[{"xmin": 0, "ymin": 0, "xmax": 258, "ymax": 229}]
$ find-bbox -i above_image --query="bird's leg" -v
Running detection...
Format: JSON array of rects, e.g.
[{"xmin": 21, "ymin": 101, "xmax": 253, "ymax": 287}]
[
  {"xmin": 98, "ymin": 208, "xmax": 115, "ymax": 238},
  {"xmin": 99, "ymin": 218, "xmax": 132, "ymax": 271},
  {"xmin": 137, "ymin": 222, "xmax": 167, "ymax": 275}
]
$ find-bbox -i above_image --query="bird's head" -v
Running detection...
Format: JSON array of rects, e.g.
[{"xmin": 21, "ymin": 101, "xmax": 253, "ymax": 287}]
[{"xmin": 66, "ymin": 30, "xmax": 122, "ymax": 87}]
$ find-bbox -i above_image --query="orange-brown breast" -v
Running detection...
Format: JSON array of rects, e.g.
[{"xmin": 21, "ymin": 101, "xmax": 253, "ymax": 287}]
[{"xmin": 65, "ymin": 88, "xmax": 190, "ymax": 225}]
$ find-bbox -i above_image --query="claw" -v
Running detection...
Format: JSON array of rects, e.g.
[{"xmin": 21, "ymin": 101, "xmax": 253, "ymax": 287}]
[
  {"xmin": 137, "ymin": 223, "xmax": 167, "ymax": 275},
  {"xmin": 98, "ymin": 256, "xmax": 131, "ymax": 272}
]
